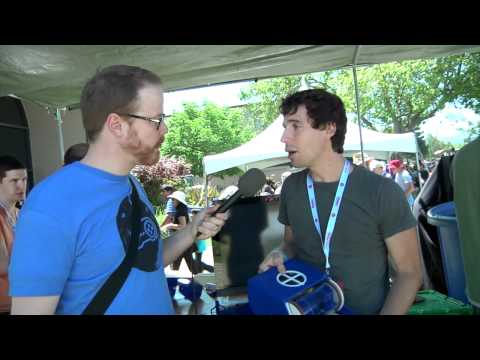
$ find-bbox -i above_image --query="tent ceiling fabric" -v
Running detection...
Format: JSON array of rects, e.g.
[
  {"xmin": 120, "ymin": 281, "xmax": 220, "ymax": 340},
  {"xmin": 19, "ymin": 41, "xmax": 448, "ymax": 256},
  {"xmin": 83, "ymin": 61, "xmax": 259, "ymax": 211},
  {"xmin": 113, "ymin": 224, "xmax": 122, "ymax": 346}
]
[{"xmin": 1, "ymin": 45, "xmax": 479, "ymax": 108}]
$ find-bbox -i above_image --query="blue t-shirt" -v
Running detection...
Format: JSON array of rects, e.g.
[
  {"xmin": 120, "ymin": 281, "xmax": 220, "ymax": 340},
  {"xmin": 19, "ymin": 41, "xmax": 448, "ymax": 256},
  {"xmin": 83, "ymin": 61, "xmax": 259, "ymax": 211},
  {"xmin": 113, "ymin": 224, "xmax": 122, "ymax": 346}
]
[{"xmin": 9, "ymin": 162, "xmax": 174, "ymax": 315}]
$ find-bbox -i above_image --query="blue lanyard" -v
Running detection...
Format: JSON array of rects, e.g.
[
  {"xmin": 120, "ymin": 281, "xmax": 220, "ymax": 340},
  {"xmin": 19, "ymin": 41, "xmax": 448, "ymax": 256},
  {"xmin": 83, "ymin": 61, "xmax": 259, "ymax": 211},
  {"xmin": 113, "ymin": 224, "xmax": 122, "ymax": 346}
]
[{"xmin": 306, "ymin": 160, "xmax": 351, "ymax": 272}]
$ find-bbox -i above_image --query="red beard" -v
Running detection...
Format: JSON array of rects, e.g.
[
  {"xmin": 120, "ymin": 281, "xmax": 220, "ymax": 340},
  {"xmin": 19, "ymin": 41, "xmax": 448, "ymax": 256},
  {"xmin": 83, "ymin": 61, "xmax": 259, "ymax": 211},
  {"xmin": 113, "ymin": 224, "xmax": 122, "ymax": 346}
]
[
  {"xmin": 122, "ymin": 132, "xmax": 164, "ymax": 166},
  {"xmin": 138, "ymin": 148, "xmax": 161, "ymax": 166}
]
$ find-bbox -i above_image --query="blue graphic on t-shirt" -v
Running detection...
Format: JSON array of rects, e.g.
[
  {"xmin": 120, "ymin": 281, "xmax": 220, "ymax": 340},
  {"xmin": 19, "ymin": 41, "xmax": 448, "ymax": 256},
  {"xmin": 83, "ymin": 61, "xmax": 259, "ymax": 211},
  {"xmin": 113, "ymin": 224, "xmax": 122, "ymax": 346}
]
[{"xmin": 9, "ymin": 162, "xmax": 174, "ymax": 315}]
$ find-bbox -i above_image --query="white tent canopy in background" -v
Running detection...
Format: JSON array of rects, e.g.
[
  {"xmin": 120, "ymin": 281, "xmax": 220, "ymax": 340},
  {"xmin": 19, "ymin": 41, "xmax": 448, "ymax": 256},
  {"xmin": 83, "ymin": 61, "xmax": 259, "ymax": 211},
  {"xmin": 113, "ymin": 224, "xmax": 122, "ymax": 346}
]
[
  {"xmin": 203, "ymin": 116, "xmax": 418, "ymax": 175},
  {"xmin": 1, "ymin": 45, "xmax": 476, "ymax": 162}
]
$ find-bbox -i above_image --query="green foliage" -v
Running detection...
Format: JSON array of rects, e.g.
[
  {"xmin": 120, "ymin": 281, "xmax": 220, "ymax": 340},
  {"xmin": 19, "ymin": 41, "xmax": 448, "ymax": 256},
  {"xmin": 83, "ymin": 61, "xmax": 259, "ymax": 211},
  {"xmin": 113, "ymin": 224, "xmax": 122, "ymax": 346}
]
[
  {"xmin": 464, "ymin": 120, "xmax": 480, "ymax": 144},
  {"xmin": 161, "ymin": 102, "xmax": 255, "ymax": 176},
  {"xmin": 240, "ymin": 76, "xmax": 303, "ymax": 131},
  {"xmin": 423, "ymin": 134, "xmax": 458, "ymax": 158},
  {"xmin": 239, "ymin": 53, "xmax": 480, "ymax": 135},
  {"xmin": 436, "ymin": 53, "xmax": 480, "ymax": 113},
  {"xmin": 185, "ymin": 185, "xmax": 220, "ymax": 207}
]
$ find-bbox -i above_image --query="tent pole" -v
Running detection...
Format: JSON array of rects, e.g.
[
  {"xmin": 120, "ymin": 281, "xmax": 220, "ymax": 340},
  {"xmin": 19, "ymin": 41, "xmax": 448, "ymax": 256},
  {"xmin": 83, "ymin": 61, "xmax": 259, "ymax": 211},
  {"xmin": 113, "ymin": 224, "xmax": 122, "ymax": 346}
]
[
  {"xmin": 352, "ymin": 45, "xmax": 366, "ymax": 165},
  {"xmin": 55, "ymin": 108, "xmax": 65, "ymax": 163},
  {"xmin": 415, "ymin": 138, "xmax": 423, "ymax": 191},
  {"xmin": 203, "ymin": 173, "xmax": 209, "ymax": 207}
]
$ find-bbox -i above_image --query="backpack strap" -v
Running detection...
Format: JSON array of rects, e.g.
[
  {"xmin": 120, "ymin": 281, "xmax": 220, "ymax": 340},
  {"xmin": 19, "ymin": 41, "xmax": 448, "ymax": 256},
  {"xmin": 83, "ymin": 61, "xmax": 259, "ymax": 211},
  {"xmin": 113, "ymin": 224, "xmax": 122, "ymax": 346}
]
[{"xmin": 82, "ymin": 178, "xmax": 141, "ymax": 315}]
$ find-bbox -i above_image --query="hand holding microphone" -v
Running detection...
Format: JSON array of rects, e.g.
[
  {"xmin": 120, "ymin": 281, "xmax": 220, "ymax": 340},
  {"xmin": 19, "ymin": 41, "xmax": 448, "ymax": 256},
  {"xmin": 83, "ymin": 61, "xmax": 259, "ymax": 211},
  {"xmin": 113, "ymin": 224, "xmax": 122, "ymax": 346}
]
[{"xmin": 194, "ymin": 168, "xmax": 266, "ymax": 239}]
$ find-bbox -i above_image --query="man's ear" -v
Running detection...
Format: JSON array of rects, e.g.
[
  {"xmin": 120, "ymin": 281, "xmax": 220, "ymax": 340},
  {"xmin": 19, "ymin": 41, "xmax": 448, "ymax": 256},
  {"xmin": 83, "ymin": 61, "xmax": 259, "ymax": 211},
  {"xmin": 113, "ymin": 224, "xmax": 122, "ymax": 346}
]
[
  {"xmin": 326, "ymin": 122, "xmax": 337, "ymax": 138},
  {"xmin": 105, "ymin": 113, "xmax": 127, "ymax": 139}
]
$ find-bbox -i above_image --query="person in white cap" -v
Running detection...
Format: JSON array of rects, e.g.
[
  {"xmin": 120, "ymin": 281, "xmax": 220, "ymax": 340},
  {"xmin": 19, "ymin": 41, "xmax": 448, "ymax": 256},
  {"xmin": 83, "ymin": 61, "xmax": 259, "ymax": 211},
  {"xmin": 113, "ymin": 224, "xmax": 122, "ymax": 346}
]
[
  {"xmin": 163, "ymin": 191, "xmax": 189, "ymax": 232},
  {"xmin": 274, "ymin": 171, "xmax": 292, "ymax": 195},
  {"xmin": 163, "ymin": 191, "xmax": 208, "ymax": 274},
  {"xmin": 352, "ymin": 152, "xmax": 373, "ymax": 168},
  {"xmin": 369, "ymin": 160, "xmax": 390, "ymax": 178}
]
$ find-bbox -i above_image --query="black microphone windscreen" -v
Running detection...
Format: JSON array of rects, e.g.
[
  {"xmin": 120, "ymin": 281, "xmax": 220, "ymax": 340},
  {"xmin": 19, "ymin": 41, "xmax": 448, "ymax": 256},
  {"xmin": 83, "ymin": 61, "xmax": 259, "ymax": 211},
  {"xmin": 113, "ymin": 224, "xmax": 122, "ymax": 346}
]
[{"xmin": 238, "ymin": 168, "xmax": 266, "ymax": 196}]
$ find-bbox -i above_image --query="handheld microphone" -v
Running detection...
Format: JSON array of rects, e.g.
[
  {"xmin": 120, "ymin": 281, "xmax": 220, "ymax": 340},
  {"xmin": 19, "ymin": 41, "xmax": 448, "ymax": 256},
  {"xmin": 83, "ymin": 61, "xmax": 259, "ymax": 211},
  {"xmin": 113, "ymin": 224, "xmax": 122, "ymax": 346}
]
[
  {"xmin": 195, "ymin": 168, "xmax": 266, "ymax": 237},
  {"xmin": 213, "ymin": 168, "xmax": 266, "ymax": 215}
]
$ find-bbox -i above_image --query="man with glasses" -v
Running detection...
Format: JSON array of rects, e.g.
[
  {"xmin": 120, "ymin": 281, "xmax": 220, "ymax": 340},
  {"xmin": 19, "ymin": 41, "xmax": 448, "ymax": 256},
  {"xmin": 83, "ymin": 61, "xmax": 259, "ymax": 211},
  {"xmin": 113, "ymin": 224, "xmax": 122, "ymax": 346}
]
[{"xmin": 9, "ymin": 65, "xmax": 228, "ymax": 315}]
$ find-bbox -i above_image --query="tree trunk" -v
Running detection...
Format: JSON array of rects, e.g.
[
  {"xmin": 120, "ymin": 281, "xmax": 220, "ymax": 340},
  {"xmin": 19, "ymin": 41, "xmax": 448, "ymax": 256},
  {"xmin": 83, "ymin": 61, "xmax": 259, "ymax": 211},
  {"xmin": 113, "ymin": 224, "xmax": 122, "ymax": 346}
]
[{"xmin": 393, "ymin": 118, "xmax": 402, "ymax": 133}]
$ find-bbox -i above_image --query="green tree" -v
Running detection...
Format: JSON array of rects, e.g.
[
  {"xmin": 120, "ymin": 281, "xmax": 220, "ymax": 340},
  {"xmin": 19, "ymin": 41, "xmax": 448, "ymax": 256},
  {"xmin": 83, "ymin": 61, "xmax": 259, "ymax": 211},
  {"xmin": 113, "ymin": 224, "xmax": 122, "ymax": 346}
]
[
  {"xmin": 240, "ymin": 53, "xmax": 480, "ymax": 135},
  {"xmin": 423, "ymin": 135, "xmax": 457, "ymax": 158},
  {"xmin": 161, "ymin": 102, "xmax": 255, "ymax": 176},
  {"xmin": 464, "ymin": 119, "xmax": 480, "ymax": 144},
  {"xmin": 240, "ymin": 76, "xmax": 303, "ymax": 131}
]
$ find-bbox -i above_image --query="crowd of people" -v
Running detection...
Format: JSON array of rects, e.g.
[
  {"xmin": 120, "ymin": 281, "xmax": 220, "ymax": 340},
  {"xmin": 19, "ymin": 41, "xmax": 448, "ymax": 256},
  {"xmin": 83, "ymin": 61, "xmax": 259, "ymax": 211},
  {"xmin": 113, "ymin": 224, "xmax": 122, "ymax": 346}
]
[
  {"xmin": 351, "ymin": 154, "xmax": 434, "ymax": 210},
  {"xmin": 0, "ymin": 64, "xmax": 477, "ymax": 315},
  {"xmin": 261, "ymin": 151, "xmax": 433, "ymax": 212},
  {"xmin": 260, "ymin": 171, "xmax": 292, "ymax": 196}
]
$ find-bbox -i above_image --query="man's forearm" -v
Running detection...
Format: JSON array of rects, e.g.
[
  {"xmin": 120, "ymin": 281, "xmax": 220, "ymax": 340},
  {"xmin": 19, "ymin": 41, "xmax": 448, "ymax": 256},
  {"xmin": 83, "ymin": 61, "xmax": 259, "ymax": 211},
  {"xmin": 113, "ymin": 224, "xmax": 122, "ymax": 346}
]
[
  {"xmin": 380, "ymin": 272, "xmax": 421, "ymax": 315},
  {"xmin": 162, "ymin": 223, "xmax": 196, "ymax": 266},
  {"xmin": 0, "ymin": 253, "xmax": 9, "ymax": 275},
  {"xmin": 0, "ymin": 261, "xmax": 7, "ymax": 275},
  {"xmin": 11, "ymin": 296, "xmax": 59, "ymax": 315},
  {"xmin": 160, "ymin": 214, "xmax": 173, "ymax": 227}
]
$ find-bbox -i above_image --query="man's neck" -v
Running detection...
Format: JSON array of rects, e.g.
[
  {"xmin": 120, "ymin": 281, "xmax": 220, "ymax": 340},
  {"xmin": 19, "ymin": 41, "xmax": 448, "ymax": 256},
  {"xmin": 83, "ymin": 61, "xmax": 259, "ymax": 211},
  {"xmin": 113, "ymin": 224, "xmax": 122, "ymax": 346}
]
[
  {"xmin": 308, "ymin": 152, "xmax": 347, "ymax": 183},
  {"xmin": 81, "ymin": 142, "xmax": 135, "ymax": 176}
]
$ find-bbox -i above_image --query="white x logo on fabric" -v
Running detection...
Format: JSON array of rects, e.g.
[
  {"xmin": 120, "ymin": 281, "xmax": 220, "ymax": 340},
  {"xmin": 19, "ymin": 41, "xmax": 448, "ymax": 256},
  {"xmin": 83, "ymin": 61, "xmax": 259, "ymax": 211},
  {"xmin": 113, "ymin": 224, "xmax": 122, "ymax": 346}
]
[{"xmin": 276, "ymin": 270, "xmax": 307, "ymax": 287}]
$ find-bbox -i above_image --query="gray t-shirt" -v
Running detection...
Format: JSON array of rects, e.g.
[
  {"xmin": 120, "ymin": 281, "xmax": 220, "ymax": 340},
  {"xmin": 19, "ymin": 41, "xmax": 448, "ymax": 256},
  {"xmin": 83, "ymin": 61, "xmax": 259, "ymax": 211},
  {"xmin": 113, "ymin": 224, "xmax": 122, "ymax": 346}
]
[{"xmin": 278, "ymin": 165, "xmax": 417, "ymax": 314}]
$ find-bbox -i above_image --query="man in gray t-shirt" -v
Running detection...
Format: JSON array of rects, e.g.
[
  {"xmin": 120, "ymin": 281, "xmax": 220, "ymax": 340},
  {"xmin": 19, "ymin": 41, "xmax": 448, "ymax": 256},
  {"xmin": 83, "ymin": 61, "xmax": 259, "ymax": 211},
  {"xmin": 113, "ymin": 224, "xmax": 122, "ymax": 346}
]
[
  {"xmin": 278, "ymin": 166, "xmax": 416, "ymax": 314},
  {"xmin": 258, "ymin": 89, "xmax": 422, "ymax": 315}
]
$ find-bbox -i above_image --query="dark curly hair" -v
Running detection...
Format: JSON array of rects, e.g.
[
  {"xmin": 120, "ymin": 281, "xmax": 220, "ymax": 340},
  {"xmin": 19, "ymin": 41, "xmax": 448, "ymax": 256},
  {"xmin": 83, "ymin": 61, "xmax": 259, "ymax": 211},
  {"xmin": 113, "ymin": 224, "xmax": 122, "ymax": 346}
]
[{"xmin": 279, "ymin": 89, "xmax": 347, "ymax": 153}]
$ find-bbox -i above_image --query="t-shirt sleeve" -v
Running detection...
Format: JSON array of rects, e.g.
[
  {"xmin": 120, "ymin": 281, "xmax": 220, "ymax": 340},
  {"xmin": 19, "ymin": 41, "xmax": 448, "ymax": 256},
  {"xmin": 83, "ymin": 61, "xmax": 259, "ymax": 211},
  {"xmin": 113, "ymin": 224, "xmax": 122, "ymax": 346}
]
[
  {"xmin": 377, "ymin": 178, "xmax": 417, "ymax": 239},
  {"xmin": 9, "ymin": 209, "xmax": 75, "ymax": 296},
  {"xmin": 278, "ymin": 178, "xmax": 292, "ymax": 226},
  {"xmin": 175, "ymin": 206, "xmax": 189, "ymax": 222},
  {"xmin": 164, "ymin": 199, "xmax": 176, "ymax": 215},
  {"xmin": 402, "ymin": 171, "xmax": 413, "ymax": 184}
]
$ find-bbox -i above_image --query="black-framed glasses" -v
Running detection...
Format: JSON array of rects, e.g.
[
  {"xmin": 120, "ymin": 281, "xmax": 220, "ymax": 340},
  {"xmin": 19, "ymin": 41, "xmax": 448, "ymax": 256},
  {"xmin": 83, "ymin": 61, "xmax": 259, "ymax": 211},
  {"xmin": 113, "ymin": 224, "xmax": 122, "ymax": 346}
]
[{"xmin": 119, "ymin": 113, "xmax": 165, "ymax": 130}]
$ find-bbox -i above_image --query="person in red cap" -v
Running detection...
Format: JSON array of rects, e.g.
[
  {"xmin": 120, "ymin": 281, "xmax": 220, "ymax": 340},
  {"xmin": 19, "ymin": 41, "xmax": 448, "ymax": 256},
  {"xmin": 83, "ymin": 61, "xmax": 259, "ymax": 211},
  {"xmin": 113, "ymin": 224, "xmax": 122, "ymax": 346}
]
[{"xmin": 389, "ymin": 159, "xmax": 415, "ymax": 209}]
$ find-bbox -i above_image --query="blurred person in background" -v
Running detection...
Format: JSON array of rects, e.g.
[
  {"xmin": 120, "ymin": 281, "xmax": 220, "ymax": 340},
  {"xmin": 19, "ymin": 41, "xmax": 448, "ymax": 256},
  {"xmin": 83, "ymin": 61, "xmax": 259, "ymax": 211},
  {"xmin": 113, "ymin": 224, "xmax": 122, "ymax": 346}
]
[
  {"xmin": 389, "ymin": 159, "xmax": 415, "ymax": 209},
  {"xmin": 0, "ymin": 156, "xmax": 27, "ymax": 314}
]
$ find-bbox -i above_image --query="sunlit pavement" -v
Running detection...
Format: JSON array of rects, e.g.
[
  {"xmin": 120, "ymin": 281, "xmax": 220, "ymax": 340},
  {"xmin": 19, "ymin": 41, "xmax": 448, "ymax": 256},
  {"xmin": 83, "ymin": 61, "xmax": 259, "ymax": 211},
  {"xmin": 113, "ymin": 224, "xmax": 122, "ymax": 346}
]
[{"xmin": 165, "ymin": 244, "xmax": 217, "ymax": 315}]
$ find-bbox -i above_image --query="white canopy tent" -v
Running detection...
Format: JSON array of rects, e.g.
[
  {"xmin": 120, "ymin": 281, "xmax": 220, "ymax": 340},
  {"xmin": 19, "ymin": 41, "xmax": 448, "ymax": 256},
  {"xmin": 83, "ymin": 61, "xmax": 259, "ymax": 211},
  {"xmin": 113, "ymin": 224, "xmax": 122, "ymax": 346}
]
[
  {"xmin": 203, "ymin": 115, "xmax": 418, "ymax": 175},
  {"xmin": 2, "ymin": 45, "xmax": 475, "ymax": 291},
  {"xmin": 1, "ymin": 45, "xmax": 478, "ymax": 161}
]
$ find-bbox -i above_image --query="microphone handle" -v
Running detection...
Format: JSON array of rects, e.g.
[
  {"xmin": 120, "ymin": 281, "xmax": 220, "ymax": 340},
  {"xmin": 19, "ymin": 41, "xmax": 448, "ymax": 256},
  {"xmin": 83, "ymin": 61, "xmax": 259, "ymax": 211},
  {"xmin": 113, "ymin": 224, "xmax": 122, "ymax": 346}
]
[
  {"xmin": 195, "ymin": 190, "xmax": 242, "ymax": 238},
  {"xmin": 213, "ymin": 190, "xmax": 242, "ymax": 215}
]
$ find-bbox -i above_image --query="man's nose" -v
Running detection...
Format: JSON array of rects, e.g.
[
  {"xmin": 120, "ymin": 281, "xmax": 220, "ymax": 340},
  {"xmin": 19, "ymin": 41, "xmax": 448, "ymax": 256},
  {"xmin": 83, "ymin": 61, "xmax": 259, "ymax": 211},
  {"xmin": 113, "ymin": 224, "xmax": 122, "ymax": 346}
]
[
  {"xmin": 161, "ymin": 122, "xmax": 168, "ymax": 135},
  {"xmin": 280, "ymin": 128, "xmax": 290, "ymax": 144}
]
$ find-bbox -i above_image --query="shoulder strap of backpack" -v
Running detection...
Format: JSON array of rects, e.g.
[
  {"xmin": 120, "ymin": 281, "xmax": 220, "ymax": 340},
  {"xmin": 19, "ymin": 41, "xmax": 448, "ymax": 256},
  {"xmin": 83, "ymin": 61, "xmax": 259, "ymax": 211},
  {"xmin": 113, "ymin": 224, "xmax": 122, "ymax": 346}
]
[{"xmin": 82, "ymin": 178, "xmax": 141, "ymax": 315}]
